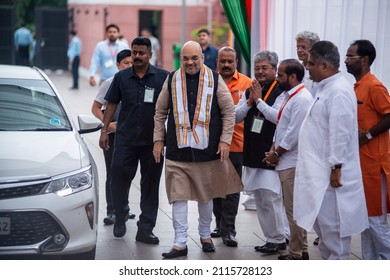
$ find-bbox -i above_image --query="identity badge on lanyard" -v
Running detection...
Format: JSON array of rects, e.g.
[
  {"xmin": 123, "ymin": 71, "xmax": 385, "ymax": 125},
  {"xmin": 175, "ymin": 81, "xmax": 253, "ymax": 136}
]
[
  {"xmin": 251, "ymin": 116, "xmax": 264, "ymax": 134},
  {"xmin": 105, "ymin": 43, "xmax": 117, "ymax": 68},
  {"xmin": 250, "ymin": 80, "xmax": 276, "ymax": 134},
  {"xmin": 104, "ymin": 60, "xmax": 114, "ymax": 68},
  {"xmin": 144, "ymin": 86, "xmax": 155, "ymax": 103}
]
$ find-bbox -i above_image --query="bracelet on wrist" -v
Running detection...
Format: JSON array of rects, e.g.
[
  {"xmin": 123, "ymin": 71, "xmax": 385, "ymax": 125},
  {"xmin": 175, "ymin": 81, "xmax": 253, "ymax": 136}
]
[{"xmin": 273, "ymin": 151, "xmax": 279, "ymax": 158}]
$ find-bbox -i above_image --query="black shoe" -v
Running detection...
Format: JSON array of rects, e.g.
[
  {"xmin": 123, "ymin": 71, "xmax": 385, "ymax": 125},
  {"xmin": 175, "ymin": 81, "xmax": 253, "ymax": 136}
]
[
  {"xmin": 103, "ymin": 213, "xmax": 115, "ymax": 225},
  {"xmin": 200, "ymin": 238, "xmax": 216, "ymax": 252},
  {"xmin": 210, "ymin": 228, "xmax": 221, "ymax": 238},
  {"xmin": 162, "ymin": 247, "xmax": 188, "ymax": 259},
  {"xmin": 255, "ymin": 242, "xmax": 286, "ymax": 254},
  {"xmin": 136, "ymin": 230, "xmax": 159, "ymax": 244},
  {"xmin": 113, "ymin": 220, "xmax": 126, "ymax": 237},
  {"xmin": 313, "ymin": 236, "xmax": 320, "ymax": 245},
  {"xmin": 222, "ymin": 233, "xmax": 238, "ymax": 247},
  {"xmin": 126, "ymin": 212, "xmax": 136, "ymax": 220},
  {"xmin": 278, "ymin": 254, "xmax": 302, "ymax": 260},
  {"xmin": 302, "ymin": 252, "xmax": 309, "ymax": 260}
]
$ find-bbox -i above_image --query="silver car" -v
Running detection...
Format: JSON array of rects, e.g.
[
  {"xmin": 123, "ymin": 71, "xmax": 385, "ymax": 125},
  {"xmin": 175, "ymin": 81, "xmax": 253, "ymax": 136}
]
[{"xmin": 0, "ymin": 65, "xmax": 101, "ymax": 259}]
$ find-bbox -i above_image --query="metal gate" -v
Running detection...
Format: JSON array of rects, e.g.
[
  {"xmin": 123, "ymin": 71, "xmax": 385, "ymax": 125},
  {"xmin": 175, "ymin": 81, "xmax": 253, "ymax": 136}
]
[
  {"xmin": 35, "ymin": 7, "xmax": 68, "ymax": 70},
  {"xmin": 0, "ymin": 6, "xmax": 15, "ymax": 65}
]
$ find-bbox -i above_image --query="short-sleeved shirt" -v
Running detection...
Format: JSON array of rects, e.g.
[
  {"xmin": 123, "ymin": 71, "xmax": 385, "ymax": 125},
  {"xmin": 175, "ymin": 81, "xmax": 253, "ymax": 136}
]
[
  {"xmin": 105, "ymin": 64, "xmax": 169, "ymax": 146},
  {"xmin": 14, "ymin": 27, "xmax": 32, "ymax": 47},
  {"xmin": 95, "ymin": 77, "xmax": 120, "ymax": 122}
]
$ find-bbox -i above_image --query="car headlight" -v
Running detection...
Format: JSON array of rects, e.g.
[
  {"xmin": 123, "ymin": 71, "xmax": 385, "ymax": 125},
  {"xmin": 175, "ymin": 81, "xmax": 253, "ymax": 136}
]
[{"xmin": 44, "ymin": 166, "xmax": 92, "ymax": 197}]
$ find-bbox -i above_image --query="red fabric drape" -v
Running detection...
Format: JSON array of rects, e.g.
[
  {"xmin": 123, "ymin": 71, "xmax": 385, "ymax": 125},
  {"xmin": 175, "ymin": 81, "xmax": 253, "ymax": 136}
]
[{"xmin": 245, "ymin": 0, "xmax": 252, "ymax": 30}]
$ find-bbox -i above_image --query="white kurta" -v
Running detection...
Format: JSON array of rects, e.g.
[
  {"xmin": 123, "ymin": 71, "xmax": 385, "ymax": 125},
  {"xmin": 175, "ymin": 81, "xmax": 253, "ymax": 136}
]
[
  {"xmin": 242, "ymin": 167, "xmax": 281, "ymax": 194},
  {"xmin": 293, "ymin": 73, "xmax": 369, "ymax": 237}
]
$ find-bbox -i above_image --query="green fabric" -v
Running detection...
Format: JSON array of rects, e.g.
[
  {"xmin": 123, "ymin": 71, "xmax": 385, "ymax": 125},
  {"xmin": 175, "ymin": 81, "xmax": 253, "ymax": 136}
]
[{"xmin": 221, "ymin": 0, "xmax": 251, "ymax": 64}]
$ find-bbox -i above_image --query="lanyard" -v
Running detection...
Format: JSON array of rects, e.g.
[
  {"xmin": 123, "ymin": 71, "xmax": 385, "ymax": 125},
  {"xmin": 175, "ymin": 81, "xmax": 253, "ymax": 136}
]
[
  {"xmin": 263, "ymin": 80, "xmax": 277, "ymax": 102},
  {"xmin": 257, "ymin": 80, "xmax": 277, "ymax": 117},
  {"xmin": 107, "ymin": 42, "xmax": 118, "ymax": 59},
  {"xmin": 277, "ymin": 85, "xmax": 305, "ymax": 123}
]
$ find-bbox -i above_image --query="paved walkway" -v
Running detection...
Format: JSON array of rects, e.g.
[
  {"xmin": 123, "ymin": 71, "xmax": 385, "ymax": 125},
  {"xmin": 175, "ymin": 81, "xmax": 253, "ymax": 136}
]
[{"xmin": 49, "ymin": 70, "xmax": 364, "ymax": 260}]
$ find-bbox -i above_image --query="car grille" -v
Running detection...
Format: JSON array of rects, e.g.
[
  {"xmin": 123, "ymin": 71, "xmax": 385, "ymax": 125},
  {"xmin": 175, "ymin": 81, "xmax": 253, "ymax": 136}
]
[
  {"xmin": 0, "ymin": 183, "xmax": 47, "ymax": 200},
  {"xmin": 0, "ymin": 211, "xmax": 66, "ymax": 247}
]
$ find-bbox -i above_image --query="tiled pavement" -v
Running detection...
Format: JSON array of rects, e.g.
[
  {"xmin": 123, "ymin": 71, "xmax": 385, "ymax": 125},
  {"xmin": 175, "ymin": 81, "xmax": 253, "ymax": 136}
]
[{"xmin": 49, "ymin": 70, "xmax": 365, "ymax": 261}]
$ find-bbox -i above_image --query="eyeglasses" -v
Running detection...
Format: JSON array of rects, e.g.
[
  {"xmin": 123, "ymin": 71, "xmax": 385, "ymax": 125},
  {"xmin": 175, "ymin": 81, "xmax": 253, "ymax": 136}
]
[
  {"xmin": 254, "ymin": 66, "xmax": 273, "ymax": 72},
  {"xmin": 345, "ymin": 55, "xmax": 362, "ymax": 61}
]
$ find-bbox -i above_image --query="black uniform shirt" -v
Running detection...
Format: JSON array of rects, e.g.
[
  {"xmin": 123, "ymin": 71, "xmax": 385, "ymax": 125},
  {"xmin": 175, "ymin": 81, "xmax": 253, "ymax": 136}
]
[{"xmin": 105, "ymin": 64, "xmax": 168, "ymax": 146}]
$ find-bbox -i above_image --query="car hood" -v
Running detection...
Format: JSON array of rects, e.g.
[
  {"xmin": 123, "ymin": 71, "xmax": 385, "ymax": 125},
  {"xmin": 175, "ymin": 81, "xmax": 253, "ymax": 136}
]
[{"xmin": 0, "ymin": 131, "xmax": 90, "ymax": 182}]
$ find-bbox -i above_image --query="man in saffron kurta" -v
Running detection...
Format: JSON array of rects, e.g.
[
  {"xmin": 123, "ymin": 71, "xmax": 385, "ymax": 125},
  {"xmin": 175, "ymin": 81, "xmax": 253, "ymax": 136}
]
[
  {"xmin": 345, "ymin": 39, "xmax": 390, "ymax": 259},
  {"xmin": 153, "ymin": 41, "xmax": 242, "ymax": 259},
  {"xmin": 211, "ymin": 47, "xmax": 252, "ymax": 246}
]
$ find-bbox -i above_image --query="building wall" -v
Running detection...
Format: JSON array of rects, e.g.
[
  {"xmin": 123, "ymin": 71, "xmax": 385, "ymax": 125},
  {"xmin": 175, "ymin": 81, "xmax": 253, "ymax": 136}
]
[
  {"xmin": 252, "ymin": 0, "xmax": 390, "ymax": 88},
  {"xmin": 69, "ymin": 2, "xmax": 226, "ymax": 74}
]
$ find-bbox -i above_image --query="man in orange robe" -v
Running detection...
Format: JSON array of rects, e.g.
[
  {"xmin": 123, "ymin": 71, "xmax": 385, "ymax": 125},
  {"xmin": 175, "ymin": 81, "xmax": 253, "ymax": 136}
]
[
  {"xmin": 345, "ymin": 39, "xmax": 390, "ymax": 259},
  {"xmin": 211, "ymin": 46, "xmax": 253, "ymax": 246}
]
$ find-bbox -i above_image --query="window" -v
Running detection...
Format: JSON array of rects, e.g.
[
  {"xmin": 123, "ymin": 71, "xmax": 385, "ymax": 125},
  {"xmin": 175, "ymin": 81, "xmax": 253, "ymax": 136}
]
[{"xmin": 0, "ymin": 79, "xmax": 71, "ymax": 131}]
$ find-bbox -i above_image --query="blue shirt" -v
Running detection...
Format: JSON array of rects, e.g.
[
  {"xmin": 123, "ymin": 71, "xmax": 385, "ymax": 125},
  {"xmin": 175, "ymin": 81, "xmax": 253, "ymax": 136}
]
[
  {"xmin": 67, "ymin": 35, "xmax": 82, "ymax": 61},
  {"xmin": 202, "ymin": 44, "xmax": 218, "ymax": 70},
  {"xmin": 89, "ymin": 39, "xmax": 129, "ymax": 81},
  {"xmin": 14, "ymin": 27, "xmax": 33, "ymax": 47}
]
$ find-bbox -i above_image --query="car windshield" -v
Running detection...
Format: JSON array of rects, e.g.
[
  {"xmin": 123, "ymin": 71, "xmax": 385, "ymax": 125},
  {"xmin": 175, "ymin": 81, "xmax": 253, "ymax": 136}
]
[{"xmin": 0, "ymin": 79, "xmax": 71, "ymax": 131}]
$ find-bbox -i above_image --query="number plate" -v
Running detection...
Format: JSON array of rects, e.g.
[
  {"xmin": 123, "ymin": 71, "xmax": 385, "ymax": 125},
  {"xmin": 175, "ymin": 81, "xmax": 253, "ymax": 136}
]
[{"xmin": 0, "ymin": 217, "xmax": 11, "ymax": 235}]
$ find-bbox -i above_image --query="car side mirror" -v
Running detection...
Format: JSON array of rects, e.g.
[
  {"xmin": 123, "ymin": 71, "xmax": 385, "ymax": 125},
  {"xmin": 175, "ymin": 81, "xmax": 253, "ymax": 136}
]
[{"xmin": 78, "ymin": 114, "xmax": 103, "ymax": 134}]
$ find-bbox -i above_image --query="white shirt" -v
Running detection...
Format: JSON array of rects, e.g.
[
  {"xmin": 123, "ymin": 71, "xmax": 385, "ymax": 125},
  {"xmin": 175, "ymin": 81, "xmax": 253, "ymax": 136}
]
[
  {"xmin": 234, "ymin": 86, "xmax": 283, "ymax": 194},
  {"xmin": 149, "ymin": 36, "xmax": 161, "ymax": 66},
  {"xmin": 94, "ymin": 77, "xmax": 113, "ymax": 106},
  {"xmin": 242, "ymin": 167, "xmax": 281, "ymax": 194},
  {"xmin": 293, "ymin": 72, "xmax": 369, "ymax": 237},
  {"xmin": 274, "ymin": 83, "xmax": 313, "ymax": 170}
]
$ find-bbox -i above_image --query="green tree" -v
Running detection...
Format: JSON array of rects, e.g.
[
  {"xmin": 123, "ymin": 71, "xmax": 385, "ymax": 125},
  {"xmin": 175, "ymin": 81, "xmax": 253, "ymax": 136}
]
[
  {"xmin": 192, "ymin": 21, "xmax": 230, "ymax": 48},
  {"xmin": 0, "ymin": 0, "xmax": 66, "ymax": 29}
]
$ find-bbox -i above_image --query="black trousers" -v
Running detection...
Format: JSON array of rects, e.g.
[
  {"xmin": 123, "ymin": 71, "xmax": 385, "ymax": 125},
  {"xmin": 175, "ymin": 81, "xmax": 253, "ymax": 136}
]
[
  {"xmin": 71, "ymin": 55, "xmax": 80, "ymax": 88},
  {"xmin": 212, "ymin": 152, "xmax": 242, "ymax": 236},
  {"xmin": 103, "ymin": 133, "xmax": 116, "ymax": 215},
  {"xmin": 111, "ymin": 145, "xmax": 163, "ymax": 232},
  {"xmin": 16, "ymin": 45, "xmax": 30, "ymax": 66}
]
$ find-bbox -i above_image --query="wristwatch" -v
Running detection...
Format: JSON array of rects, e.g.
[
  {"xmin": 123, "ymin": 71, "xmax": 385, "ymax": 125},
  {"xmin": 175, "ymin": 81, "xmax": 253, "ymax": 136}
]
[
  {"xmin": 273, "ymin": 151, "xmax": 279, "ymax": 158},
  {"xmin": 366, "ymin": 131, "xmax": 373, "ymax": 140},
  {"xmin": 331, "ymin": 164, "xmax": 342, "ymax": 170}
]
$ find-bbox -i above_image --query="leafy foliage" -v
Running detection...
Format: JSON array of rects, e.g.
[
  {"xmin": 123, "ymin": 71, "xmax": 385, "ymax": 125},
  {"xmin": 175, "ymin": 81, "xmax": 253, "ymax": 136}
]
[
  {"xmin": 1, "ymin": 0, "xmax": 66, "ymax": 30},
  {"xmin": 192, "ymin": 21, "xmax": 231, "ymax": 48}
]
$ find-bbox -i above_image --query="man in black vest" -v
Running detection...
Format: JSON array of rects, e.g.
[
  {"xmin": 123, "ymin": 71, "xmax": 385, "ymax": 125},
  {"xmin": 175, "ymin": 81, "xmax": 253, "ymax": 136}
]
[
  {"xmin": 99, "ymin": 37, "xmax": 168, "ymax": 244},
  {"xmin": 235, "ymin": 50, "xmax": 289, "ymax": 256},
  {"xmin": 153, "ymin": 41, "xmax": 242, "ymax": 259}
]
